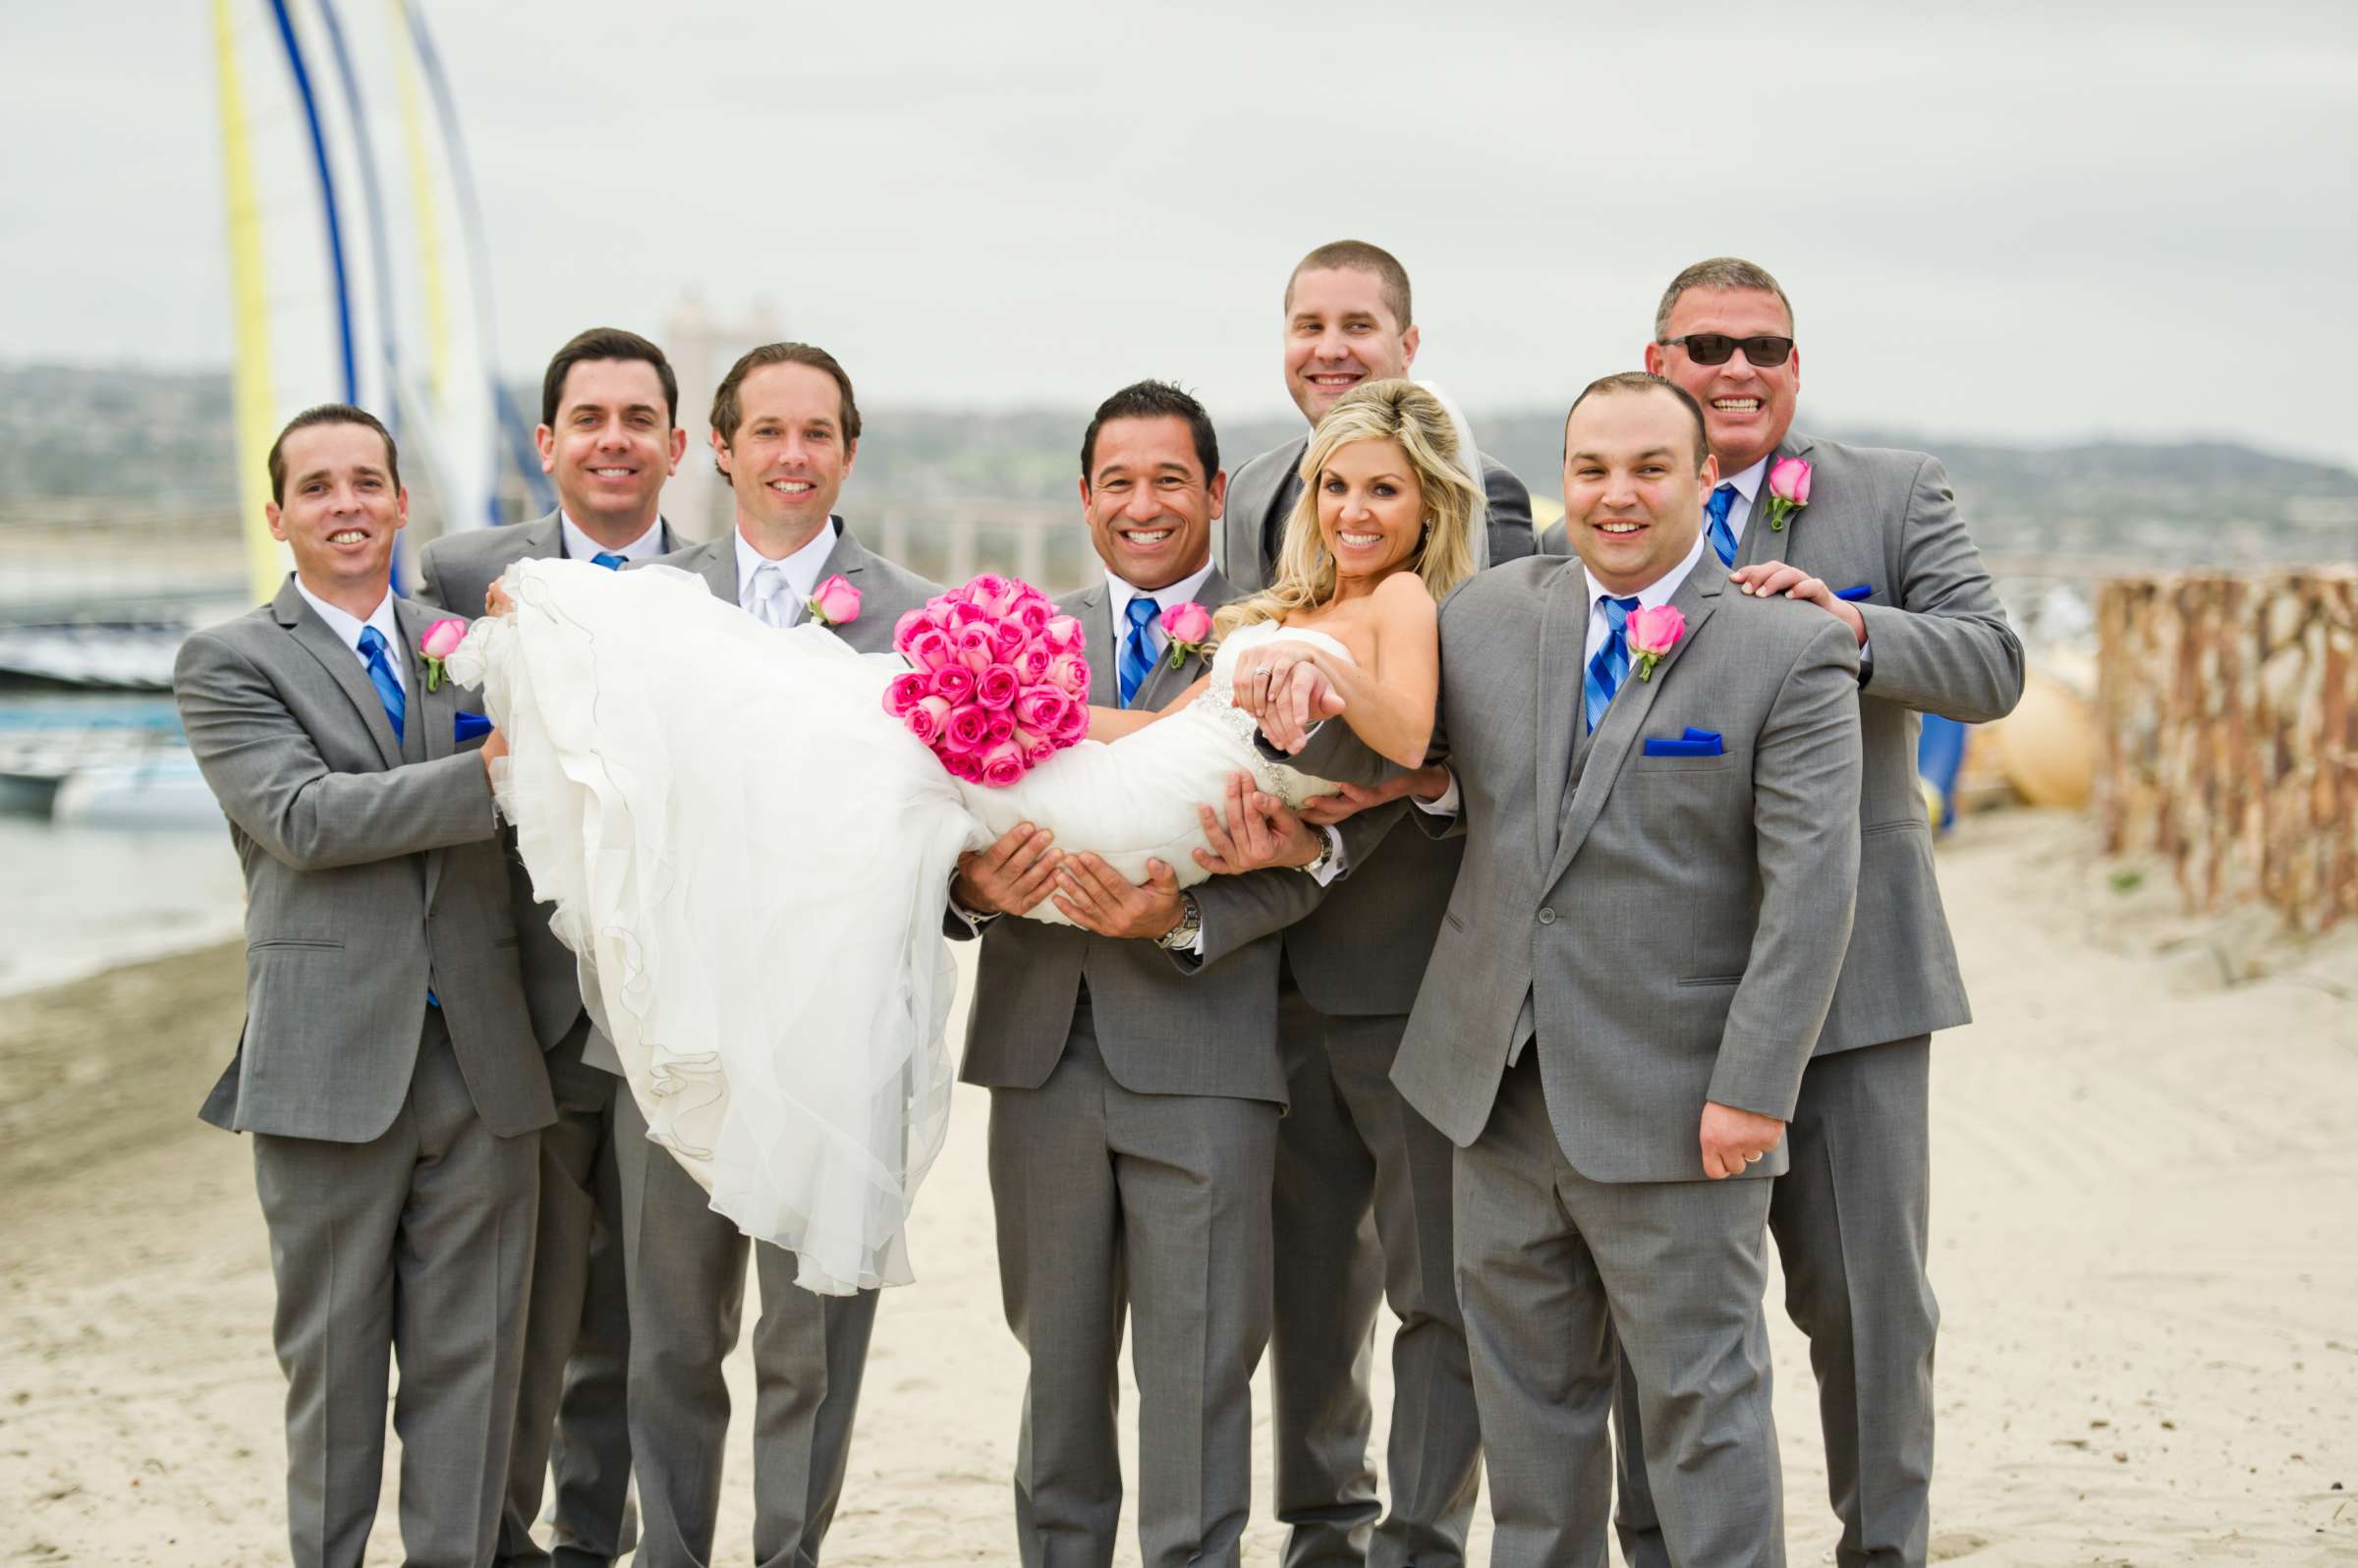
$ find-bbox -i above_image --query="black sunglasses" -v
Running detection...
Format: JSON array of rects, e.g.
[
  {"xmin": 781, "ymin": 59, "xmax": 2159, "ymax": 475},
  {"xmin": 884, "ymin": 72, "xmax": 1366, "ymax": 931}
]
[{"xmin": 1657, "ymin": 333, "xmax": 1793, "ymax": 367}]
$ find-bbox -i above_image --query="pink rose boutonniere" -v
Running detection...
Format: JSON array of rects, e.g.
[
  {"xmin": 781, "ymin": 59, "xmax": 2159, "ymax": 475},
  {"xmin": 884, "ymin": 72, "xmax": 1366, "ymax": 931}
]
[
  {"xmin": 1160, "ymin": 600, "xmax": 1213, "ymax": 669},
  {"xmin": 419, "ymin": 617, "xmax": 466, "ymax": 692},
  {"xmin": 1627, "ymin": 604, "xmax": 1686, "ymax": 682},
  {"xmin": 807, "ymin": 574, "xmax": 863, "ymax": 628},
  {"xmin": 1764, "ymin": 456, "xmax": 1812, "ymax": 532}
]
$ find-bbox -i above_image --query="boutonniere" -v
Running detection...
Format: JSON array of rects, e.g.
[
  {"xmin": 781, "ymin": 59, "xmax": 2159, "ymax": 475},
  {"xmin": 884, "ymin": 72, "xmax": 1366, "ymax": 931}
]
[
  {"xmin": 1159, "ymin": 599, "xmax": 1214, "ymax": 669},
  {"xmin": 1627, "ymin": 604, "xmax": 1686, "ymax": 682},
  {"xmin": 807, "ymin": 574, "xmax": 863, "ymax": 628},
  {"xmin": 1764, "ymin": 456, "xmax": 1813, "ymax": 532},
  {"xmin": 419, "ymin": 618, "xmax": 466, "ymax": 692}
]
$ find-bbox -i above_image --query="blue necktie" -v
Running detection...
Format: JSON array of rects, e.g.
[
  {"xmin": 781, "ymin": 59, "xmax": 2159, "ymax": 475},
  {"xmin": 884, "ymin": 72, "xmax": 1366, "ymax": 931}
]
[
  {"xmin": 1705, "ymin": 483, "xmax": 1739, "ymax": 568},
  {"xmin": 356, "ymin": 626, "xmax": 406, "ymax": 743},
  {"xmin": 1117, "ymin": 595, "xmax": 1161, "ymax": 708},
  {"xmin": 590, "ymin": 551, "xmax": 627, "ymax": 570},
  {"xmin": 1583, "ymin": 596, "xmax": 1639, "ymax": 734}
]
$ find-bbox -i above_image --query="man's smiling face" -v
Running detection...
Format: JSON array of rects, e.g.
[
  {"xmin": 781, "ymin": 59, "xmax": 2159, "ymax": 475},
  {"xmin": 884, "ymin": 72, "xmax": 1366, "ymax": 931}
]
[
  {"xmin": 1282, "ymin": 265, "xmax": 1419, "ymax": 424},
  {"xmin": 1080, "ymin": 415, "xmax": 1223, "ymax": 591},
  {"xmin": 1645, "ymin": 286, "xmax": 1800, "ymax": 475},
  {"xmin": 716, "ymin": 361, "xmax": 856, "ymax": 540}
]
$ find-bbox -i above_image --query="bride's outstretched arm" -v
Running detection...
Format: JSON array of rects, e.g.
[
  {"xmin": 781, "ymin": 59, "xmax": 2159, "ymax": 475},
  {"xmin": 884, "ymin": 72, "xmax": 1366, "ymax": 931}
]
[
  {"xmin": 1084, "ymin": 673, "xmax": 1210, "ymax": 742},
  {"xmin": 1277, "ymin": 574, "xmax": 1438, "ymax": 768}
]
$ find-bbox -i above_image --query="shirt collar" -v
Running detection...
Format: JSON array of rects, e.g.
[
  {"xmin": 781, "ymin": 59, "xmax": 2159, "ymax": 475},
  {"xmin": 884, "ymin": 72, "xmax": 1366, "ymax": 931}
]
[
  {"xmin": 293, "ymin": 576, "xmax": 403, "ymax": 666},
  {"xmin": 1590, "ymin": 530, "xmax": 1708, "ymax": 620},
  {"xmin": 1105, "ymin": 558, "xmax": 1217, "ymax": 631},
  {"xmin": 560, "ymin": 511, "xmax": 666, "ymax": 565},
  {"xmin": 735, "ymin": 518, "xmax": 841, "ymax": 605},
  {"xmin": 1720, "ymin": 454, "xmax": 1769, "ymax": 507}
]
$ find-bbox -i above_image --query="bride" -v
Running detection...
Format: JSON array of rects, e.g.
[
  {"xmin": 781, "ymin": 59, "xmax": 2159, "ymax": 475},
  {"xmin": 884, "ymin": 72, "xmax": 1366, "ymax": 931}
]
[{"xmin": 450, "ymin": 379, "xmax": 1488, "ymax": 1294}]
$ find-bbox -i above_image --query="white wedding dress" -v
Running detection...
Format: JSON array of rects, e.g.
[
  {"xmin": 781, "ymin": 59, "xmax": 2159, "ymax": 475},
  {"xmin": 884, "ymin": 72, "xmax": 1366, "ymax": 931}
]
[{"xmin": 446, "ymin": 558, "xmax": 1342, "ymax": 1295}]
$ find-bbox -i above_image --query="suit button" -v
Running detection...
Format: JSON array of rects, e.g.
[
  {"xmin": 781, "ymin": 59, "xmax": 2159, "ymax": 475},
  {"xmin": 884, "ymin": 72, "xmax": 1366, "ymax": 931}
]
[{"xmin": 1538, "ymin": 907, "xmax": 1557, "ymax": 924}]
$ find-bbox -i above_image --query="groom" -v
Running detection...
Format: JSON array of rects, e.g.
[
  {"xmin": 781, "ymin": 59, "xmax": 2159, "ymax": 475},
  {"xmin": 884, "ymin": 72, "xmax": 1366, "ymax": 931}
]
[
  {"xmin": 175, "ymin": 405, "xmax": 553, "ymax": 1567},
  {"xmin": 1396, "ymin": 372, "xmax": 1863, "ymax": 1566},
  {"xmin": 416, "ymin": 326, "xmax": 687, "ymax": 1567},
  {"xmin": 612, "ymin": 342, "xmax": 940, "ymax": 1568},
  {"xmin": 953, "ymin": 379, "xmax": 1351, "ymax": 1568}
]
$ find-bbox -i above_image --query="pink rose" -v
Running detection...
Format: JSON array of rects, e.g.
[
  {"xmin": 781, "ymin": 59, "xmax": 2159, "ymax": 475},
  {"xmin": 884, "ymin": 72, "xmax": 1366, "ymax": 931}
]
[
  {"xmin": 1159, "ymin": 599, "xmax": 1212, "ymax": 647},
  {"xmin": 905, "ymin": 695, "xmax": 951, "ymax": 745},
  {"xmin": 1043, "ymin": 615, "xmax": 1084, "ymax": 653},
  {"xmin": 893, "ymin": 608, "xmax": 929, "ymax": 646},
  {"xmin": 927, "ymin": 664, "xmax": 976, "ymax": 704},
  {"xmin": 945, "ymin": 702, "xmax": 990, "ymax": 753},
  {"xmin": 976, "ymin": 665, "xmax": 1022, "ymax": 710},
  {"xmin": 956, "ymin": 627, "xmax": 995, "ymax": 674},
  {"xmin": 984, "ymin": 710, "xmax": 1016, "ymax": 745},
  {"xmin": 1013, "ymin": 597, "xmax": 1052, "ymax": 637},
  {"xmin": 968, "ymin": 574, "xmax": 1017, "ymax": 616},
  {"xmin": 948, "ymin": 599, "xmax": 991, "ymax": 629},
  {"xmin": 1047, "ymin": 652, "xmax": 1087, "ymax": 698},
  {"xmin": 1768, "ymin": 456, "xmax": 1812, "ymax": 506},
  {"xmin": 1010, "ymin": 723, "xmax": 1055, "ymax": 763},
  {"xmin": 978, "ymin": 740, "xmax": 1027, "ymax": 788},
  {"xmin": 420, "ymin": 617, "xmax": 467, "ymax": 661},
  {"xmin": 990, "ymin": 621, "xmax": 1029, "ymax": 661},
  {"xmin": 884, "ymin": 672, "xmax": 927, "ymax": 716},
  {"xmin": 1014, "ymin": 686, "xmax": 1068, "ymax": 731},
  {"xmin": 808, "ymin": 574, "xmax": 862, "ymax": 627},
  {"xmin": 1627, "ymin": 604, "xmax": 1686, "ymax": 658},
  {"xmin": 944, "ymin": 749, "xmax": 983, "ymax": 783},
  {"xmin": 905, "ymin": 627, "xmax": 955, "ymax": 673},
  {"xmin": 1054, "ymin": 703, "xmax": 1091, "ymax": 744},
  {"xmin": 1014, "ymin": 643, "xmax": 1054, "ymax": 683}
]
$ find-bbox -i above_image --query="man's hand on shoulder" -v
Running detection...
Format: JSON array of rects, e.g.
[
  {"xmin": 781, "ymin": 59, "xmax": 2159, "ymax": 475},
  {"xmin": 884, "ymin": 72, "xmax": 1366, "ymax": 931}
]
[
  {"xmin": 953, "ymin": 822, "xmax": 1061, "ymax": 918},
  {"xmin": 1698, "ymin": 1101, "xmax": 1785, "ymax": 1180},
  {"xmin": 1728, "ymin": 562, "xmax": 1866, "ymax": 646}
]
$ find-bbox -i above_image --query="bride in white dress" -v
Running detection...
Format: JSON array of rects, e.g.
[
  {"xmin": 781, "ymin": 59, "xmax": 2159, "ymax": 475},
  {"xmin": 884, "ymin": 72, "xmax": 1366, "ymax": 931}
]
[{"xmin": 447, "ymin": 379, "xmax": 1487, "ymax": 1294}]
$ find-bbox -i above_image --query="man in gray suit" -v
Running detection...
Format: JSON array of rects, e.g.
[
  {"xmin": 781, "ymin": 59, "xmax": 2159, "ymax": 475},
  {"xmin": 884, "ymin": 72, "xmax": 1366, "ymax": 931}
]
[
  {"xmin": 1588, "ymin": 259, "xmax": 2024, "ymax": 1568},
  {"xmin": 611, "ymin": 342, "xmax": 940, "ymax": 1568},
  {"xmin": 1219, "ymin": 239, "xmax": 1520, "ymax": 1565},
  {"xmin": 1391, "ymin": 372, "xmax": 1863, "ymax": 1567},
  {"xmin": 415, "ymin": 326, "xmax": 687, "ymax": 1568},
  {"xmin": 952, "ymin": 381, "xmax": 1349, "ymax": 1568},
  {"xmin": 175, "ymin": 404, "xmax": 555, "ymax": 1568}
]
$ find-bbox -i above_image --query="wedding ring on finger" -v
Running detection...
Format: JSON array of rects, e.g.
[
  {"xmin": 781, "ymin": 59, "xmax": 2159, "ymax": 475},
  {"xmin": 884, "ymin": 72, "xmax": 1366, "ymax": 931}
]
[{"xmin": 1744, "ymin": 1150, "xmax": 1763, "ymax": 1163}]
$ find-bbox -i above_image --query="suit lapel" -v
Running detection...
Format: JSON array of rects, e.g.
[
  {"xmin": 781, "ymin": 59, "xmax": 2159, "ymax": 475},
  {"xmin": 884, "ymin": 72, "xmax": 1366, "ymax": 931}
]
[
  {"xmin": 277, "ymin": 581, "xmax": 403, "ymax": 769},
  {"xmin": 1544, "ymin": 565, "xmax": 1726, "ymax": 890},
  {"xmin": 1132, "ymin": 566, "xmax": 1229, "ymax": 708},
  {"xmin": 521, "ymin": 509, "xmax": 565, "ymax": 560},
  {"xmin": 1733, "ymin": 433, "xmax": 1814, "ymax": 570},
  {"xmin": 1071, "ymin": 584, "xmax": 1115, "ymax": 707},
  {"xmin": 698, "ymin": 536, "xmax": 739, "ymax": 603},
  {"xmin": 1533, "ymin": 561, "xmax": 1591, "ymax": 877},
  {"xmin": 811, "ymin": 522, "xmax": 867, "ymax": 640},
  {"xmin": 395, "ymin": 596, "xmax": 462, "ymax": 907}
]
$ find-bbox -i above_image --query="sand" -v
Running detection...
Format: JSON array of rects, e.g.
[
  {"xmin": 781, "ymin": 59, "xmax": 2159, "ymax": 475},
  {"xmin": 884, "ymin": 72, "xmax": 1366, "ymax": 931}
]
[{"xmin": 2, "ymin": 808, "xmax": 2353, "ymax": 1565}]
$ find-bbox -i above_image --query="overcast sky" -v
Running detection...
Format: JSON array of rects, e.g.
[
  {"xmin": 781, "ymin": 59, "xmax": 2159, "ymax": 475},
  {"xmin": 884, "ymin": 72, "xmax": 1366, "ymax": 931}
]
[{"xmin": 6, "ymin": 2, "xmax": 2354, "ymax": 465}]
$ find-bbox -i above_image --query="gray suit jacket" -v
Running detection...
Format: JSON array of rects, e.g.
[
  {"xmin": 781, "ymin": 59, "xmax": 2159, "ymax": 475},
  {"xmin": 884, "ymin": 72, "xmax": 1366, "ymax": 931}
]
[
  {"xmin": 1219, "ymin": 436, "xmax": 1532, "ymax": 1015},
  {"xmin": 1548, "ymin": 437, "xmax": 2024, "ymax": 1050},
  {"xmin": 1220, "ymin": 434, "xmax": 1537, "ymax": 593},
  {"xmin": 645, "ymin": 519, "xmax": 934, "ymax": 658},
  {"xmin": 1389, "ymin": 557, "xmax": 1864, "ymax": 1183},
  {"xmin": 956, "ymin": 569, "xmax": 1336, "ymax": 1103},
  {"xmin": 413, "ymin": 509, "xmax": 682, "ymax": 1047},
  {"xmin": 176, "ymin": 580, "xmax": 553, "ymax": 1144}
]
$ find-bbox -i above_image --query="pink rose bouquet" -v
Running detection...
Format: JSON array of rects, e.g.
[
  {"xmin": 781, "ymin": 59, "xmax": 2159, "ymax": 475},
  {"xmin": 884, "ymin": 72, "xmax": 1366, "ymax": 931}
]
[{"xmin": 882, "ymin": 574, "xmax": 1094, "ymax": 786}]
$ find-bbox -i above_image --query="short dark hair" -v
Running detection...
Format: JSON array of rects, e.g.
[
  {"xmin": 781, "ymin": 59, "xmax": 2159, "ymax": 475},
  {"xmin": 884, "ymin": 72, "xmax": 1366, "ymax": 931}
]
[
  {"xmin": 1655, "ymin": 256, "xmax": 1794, "ymax": 341},
  {"xmin": 540, "ymin": 326, "xmax": 679, "ymax": 429},
  {"xmin": 709, "ymin": 342, "xmax": 861, "ymax": 451},
  {"xmin": 1563, "ymin": 371, "xmax": 1712, "ymax": 468},
  {"xmin": 267, "ymin": 404, "xmax": 400, "ymax": 505},
  {"xmin": 1080, "ymin": 380, "xmax": 1219, "ymax": 485},
  {"xmin": 1285, "ymin": 239, "xmax": 1413, "ymax": 330}
]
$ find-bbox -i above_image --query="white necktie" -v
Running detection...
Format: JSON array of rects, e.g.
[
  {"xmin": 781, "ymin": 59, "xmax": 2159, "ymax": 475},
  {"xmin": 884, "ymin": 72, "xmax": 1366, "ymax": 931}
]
[{"xmin": 751, "ymin": 561, "xmax": 796, "ymax": 628}]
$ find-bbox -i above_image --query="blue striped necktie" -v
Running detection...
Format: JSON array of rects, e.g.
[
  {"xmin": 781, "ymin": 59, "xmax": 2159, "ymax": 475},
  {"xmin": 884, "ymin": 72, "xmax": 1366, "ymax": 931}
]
[
  {"xmin": 1583, "ymin": 595, "xmax": 1640, "ymax": 734},
  {"xmin": 356, "ymin": 626, "xmax": 406, "ymax": 742},
  {"xmin": 1117, "ymin": 595, "xmax": 1161, "ymax": 708},
  {"xmin": 1705, "ymin": 483, "xmax": 1739, "ymax": 568},
  {"xmin": 590, "ymin": 550, "xmax": 627, "ymax": 570}
]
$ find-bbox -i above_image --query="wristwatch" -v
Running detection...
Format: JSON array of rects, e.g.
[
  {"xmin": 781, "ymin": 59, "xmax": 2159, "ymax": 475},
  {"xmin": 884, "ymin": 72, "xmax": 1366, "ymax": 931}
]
[
  {"xmin": 1296, "ymin": 830, "xmax": 1337, "ymax": 877},
  {"xmin": 1156, "ymin": 891, "xmax": 1203, "ymax": 951}
]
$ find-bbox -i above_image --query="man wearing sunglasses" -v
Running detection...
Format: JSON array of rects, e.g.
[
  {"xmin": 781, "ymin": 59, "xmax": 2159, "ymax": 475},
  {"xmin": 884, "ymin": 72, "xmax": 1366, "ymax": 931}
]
[{"xmin": 1573, "ymin": 257, "xmax": 2023, "ymax": 1568}]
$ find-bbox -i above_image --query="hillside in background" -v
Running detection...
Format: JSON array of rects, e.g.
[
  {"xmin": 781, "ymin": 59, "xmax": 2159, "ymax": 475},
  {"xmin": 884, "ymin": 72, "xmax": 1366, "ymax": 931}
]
[{"xmin": 4, "ymin": 364, "xmax": 2352, "ymax": 571}]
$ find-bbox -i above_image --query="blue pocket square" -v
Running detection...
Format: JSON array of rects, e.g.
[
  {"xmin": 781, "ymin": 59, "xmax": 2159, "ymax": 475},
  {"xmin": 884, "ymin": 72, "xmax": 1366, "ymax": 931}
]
[
  {"xmin": 455, "ymin": 710, "xmax": 492, "ymax": 744},
  {"xmin": 1644, "ymin": 728, "xmax": 1725, "ymax": 757},
  {"xmin": 1834, "ymin": 584, "xmax": 1874, "ymax": 602}
]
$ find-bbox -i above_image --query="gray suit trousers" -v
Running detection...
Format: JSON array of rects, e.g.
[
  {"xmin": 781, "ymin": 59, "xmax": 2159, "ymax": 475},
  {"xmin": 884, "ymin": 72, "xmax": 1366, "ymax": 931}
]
[
  {"xmin": 612, "ymin": 1089, "xmax": 879, "ymax": 1568},
  {"xmin": 1456, "ymin": 1054, "xmax": 1783, "ymax": 1568},
  {"xmin": 253, "ymin": 1008, "xmax": 539, "ymax": 1568},
  {"xmin": 499, "ymin": 1020, "xmax": 637, "ymax": 1568},
  {"xmin": 1270, "ymin": 974, "xmax": 1480, "ymax": 1568},
  {"xmin": 986, "ymin": 1005, "xmax": 1279, "ymax": 1568},
  {"xmin": 1614, "ymin": 1036, "xmax": 1937, "ymax": 1568}
]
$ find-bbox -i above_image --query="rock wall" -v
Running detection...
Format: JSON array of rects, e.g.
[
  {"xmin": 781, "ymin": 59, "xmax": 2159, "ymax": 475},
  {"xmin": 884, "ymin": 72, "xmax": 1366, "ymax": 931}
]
[{"xmin": 2097, "ymin": 571, "xmax": 2357, "ymax": 931}]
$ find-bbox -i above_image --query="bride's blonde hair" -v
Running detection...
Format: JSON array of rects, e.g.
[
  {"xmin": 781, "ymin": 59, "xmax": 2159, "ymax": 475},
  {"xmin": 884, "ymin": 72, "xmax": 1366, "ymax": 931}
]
[{"xmin": 1215, "ymin": 379, "xmax": 1482, "ymax": 639}]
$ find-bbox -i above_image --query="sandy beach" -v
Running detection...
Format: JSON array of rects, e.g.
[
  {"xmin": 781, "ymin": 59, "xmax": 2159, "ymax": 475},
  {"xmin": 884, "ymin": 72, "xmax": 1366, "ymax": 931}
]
[{"xmin": 2, "ymin": 807, "xmax": 2352, "ymax": 1565}]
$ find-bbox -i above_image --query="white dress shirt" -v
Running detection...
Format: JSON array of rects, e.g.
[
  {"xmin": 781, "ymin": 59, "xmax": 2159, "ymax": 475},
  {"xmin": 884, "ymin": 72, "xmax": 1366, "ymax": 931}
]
[
  {"xmin": 736, "ymin": 518, "xmax": 841, "ymax": 626},
  {"xmin": 1711, "ymin": 455, "xmax": 1769, "ymax": 553},
  {"xmin": 294, "ymin": 578, "xmax": 407, "ymax": 699},
  {"xmin": 1105, "ymin": 560, "xmax": 1218, "ymax": 662},
  {"xmin": 561, "ymin": 512, "xmax": 667, "ymax": 567}
]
